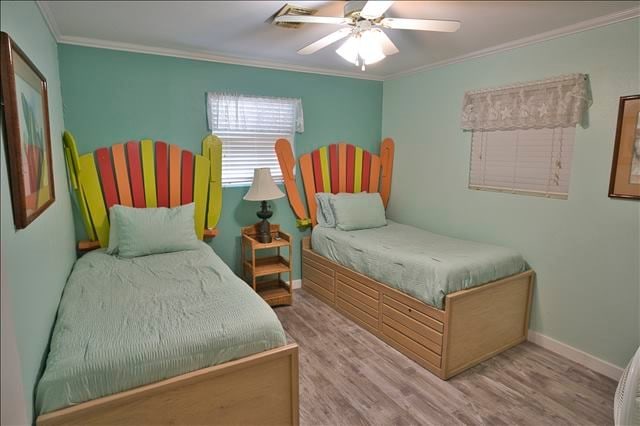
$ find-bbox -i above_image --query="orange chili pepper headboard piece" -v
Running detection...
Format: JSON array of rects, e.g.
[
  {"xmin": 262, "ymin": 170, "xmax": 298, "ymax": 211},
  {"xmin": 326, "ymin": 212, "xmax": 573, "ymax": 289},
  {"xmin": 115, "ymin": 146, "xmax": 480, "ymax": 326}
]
[
  {"xmin": 62, "ymin": 131, "xmax": 223, "ymax": 250},
  {"xmin": 275, "ymin": 138, "xmax": 394, "ymax": 229}
]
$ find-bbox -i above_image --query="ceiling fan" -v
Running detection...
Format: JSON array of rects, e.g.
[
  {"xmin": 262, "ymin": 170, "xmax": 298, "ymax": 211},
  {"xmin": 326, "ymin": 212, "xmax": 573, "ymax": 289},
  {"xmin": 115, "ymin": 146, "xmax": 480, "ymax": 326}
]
[{"xmin": 274, "ymin": 1, "xmax": 461, "ymax": 70}]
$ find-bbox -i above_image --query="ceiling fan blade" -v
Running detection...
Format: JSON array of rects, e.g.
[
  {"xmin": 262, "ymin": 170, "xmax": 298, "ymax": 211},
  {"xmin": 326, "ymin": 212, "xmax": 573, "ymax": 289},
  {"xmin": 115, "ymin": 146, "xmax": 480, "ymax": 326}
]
[
  {"xmin": 360, "ymin": 1, "xmax": 394, "ymax": 19},
  {"xmin": 380, "ymin": 17, "xmax": 461, "ymax": 32},
  {"xmin": 298, "ymin": 28, "xmax": 352, "ymax": 55},
  {"xmin": 274, "ymin": 15, "xmax": 351, "ymax": 25},
  {"xmin": 371, "ymin": 30, "xmax": 399, "ymax": 55}
]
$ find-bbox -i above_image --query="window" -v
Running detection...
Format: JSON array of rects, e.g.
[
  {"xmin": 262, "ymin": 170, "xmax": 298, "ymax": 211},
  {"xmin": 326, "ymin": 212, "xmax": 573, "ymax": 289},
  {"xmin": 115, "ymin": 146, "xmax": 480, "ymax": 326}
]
[
  {"xmin": 469, "ymin": 127, "xmax": 575, "ymax": 199},
  {"xmin": 461, "ymin": 73, "xmax": 591, "ymax": 199},
  {"xmin": 207, "ymin": 93, "xmax": 303, "ymax": 186}
]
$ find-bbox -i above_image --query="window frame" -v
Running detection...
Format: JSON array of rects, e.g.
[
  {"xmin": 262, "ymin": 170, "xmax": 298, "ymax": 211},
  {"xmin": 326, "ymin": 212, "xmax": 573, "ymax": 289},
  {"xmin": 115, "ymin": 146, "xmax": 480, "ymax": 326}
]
[{"xmin": 207, "ymin": 93, "xmax": 302, "ymax": 187}]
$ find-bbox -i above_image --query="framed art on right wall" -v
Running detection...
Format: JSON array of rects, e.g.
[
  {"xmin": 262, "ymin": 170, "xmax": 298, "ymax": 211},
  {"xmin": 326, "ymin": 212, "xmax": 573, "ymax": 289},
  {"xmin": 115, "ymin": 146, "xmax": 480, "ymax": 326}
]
[{"xmin": 609, "ymin": 95, "xmax": 640, "ymax": 200}]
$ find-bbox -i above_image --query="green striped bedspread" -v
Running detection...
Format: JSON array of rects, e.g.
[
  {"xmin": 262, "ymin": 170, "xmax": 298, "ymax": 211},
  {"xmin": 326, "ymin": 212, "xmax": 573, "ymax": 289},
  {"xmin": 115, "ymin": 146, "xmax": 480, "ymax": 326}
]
[
  {"xmin": 312, "ymin": 221, "xmax": 527, "ymax": 309},
  {"xmin": 36, "ymin": 242, "xmax": 286, "ymax": 414}
]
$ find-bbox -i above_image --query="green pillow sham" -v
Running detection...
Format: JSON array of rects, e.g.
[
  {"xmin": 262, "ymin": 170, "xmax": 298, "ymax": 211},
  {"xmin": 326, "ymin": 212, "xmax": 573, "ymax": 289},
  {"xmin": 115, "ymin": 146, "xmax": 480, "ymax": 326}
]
[
  {"xmin": 330, "ymin": 192, "xmax": 387, "ymax": 231},
  {"xmin": 111, "ymin": 203, "xmax": 201, "ymax": 258}
]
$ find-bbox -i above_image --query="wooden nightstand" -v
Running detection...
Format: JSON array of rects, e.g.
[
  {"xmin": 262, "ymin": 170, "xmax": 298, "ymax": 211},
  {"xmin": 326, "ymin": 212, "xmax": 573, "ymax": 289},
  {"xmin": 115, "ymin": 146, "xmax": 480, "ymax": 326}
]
[{"xmin": 241, "ymin": 223, "xmax": 293, "ymax": 307}]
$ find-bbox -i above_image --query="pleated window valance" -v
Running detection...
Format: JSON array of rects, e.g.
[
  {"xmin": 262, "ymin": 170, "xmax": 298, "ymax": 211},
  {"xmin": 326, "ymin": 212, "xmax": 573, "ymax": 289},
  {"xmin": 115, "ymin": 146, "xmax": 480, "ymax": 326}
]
[{"xmin": 461, "ymin": 74, "xmax": 591, "ymax": 131}]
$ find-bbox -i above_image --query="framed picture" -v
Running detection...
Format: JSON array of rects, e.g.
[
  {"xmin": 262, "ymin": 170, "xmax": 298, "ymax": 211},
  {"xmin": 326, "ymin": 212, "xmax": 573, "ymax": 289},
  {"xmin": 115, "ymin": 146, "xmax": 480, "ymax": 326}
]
[
  {"xmin": 609, "ymin": 95, "xmax": 640, "ymax": 200},
  {"xmin": 0, "ymin": 32, "xmax": 55, "ymax": 228}
]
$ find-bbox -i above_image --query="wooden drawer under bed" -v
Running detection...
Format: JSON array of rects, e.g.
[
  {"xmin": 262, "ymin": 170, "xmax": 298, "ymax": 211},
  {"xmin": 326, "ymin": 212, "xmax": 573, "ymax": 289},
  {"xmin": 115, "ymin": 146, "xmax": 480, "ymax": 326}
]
[
  {"xmin": 300, "ymin": 236, "xmax": 533, "ymax": 380},
  {"xmin": 336, "ymin": 271, "xmax": 380, "ymax": 333}
]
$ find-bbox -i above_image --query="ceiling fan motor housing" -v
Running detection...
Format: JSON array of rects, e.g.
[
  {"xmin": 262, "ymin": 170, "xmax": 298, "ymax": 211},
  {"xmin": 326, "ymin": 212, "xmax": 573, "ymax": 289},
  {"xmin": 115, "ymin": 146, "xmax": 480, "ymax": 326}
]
[{"xmin": 344, "ymin": 1, "xmax": 367, "ymax": 19}]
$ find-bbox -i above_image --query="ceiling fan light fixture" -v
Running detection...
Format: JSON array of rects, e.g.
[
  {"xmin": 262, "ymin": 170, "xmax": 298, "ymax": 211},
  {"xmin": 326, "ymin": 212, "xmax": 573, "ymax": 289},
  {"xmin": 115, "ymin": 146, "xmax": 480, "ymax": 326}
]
[{"xmin": 336, "ymin": 31, "xmax": 386, "ymax": 70}]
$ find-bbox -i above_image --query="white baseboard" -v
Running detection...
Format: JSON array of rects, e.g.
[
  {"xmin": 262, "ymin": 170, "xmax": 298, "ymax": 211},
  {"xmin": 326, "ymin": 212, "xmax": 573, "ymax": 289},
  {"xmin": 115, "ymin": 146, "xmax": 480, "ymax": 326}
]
[
  {"xmin": 291, "ymin": 279, "xmax": 301, "ymax": 290},
  {"xmin": 527, "ymin": 330, "xmax": 623, "ymax": 381}
]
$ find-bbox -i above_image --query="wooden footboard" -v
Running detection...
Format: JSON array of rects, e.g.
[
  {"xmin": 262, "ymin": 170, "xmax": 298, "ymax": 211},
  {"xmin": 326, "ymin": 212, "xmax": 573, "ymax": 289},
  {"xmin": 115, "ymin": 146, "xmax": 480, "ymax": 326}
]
[
  {"xmin": 301, "ymin": 236, "xmax": 533, "ymax": 380},
  {"xmin": 36, "ymin": 343, "xmax": 299, "ymax": 426}
]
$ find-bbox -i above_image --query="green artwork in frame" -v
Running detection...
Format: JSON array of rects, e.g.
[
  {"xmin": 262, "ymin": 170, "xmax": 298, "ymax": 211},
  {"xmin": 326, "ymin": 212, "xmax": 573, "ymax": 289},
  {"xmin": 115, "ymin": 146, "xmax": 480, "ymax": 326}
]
[{"xmin": 0, "ymin": 31, "xmax": 55, "ymax": 228}]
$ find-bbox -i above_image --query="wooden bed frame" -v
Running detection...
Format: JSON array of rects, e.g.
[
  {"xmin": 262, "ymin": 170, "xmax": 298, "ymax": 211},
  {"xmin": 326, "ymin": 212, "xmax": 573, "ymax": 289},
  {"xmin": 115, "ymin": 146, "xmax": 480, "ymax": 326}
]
[
  {"xmin": 302, "ymin": 237, "xmax": 533, "ymax": 379},
  {"xmin": 37, "ymin": 344, "xmax": 299, "ymax": 426},
  {"xmin": 40, "ymin": 133, "xmax": 300, "ymax": 425},
  {"xmin": 276, "ymin": 138, "xmax": 534, "ymax": 379}
]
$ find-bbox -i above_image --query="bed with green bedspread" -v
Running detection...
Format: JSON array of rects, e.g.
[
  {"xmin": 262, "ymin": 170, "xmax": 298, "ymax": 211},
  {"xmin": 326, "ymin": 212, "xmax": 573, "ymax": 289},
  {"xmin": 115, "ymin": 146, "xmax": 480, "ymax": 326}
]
[
  {"xmin": 36, "ymin": 242, "xmax": 286, "ymax": 415},
  {"xmin": 312, "ymin": 221, "xmax": 527, "ymax": 310}
]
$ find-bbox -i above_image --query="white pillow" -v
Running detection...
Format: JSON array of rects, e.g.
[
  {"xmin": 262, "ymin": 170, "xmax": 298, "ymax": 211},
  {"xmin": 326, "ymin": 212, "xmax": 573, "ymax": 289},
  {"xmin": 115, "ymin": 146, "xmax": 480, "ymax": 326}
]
[
  {"xmin": 315, "ymin": 193, "xmax": 336, "ymax": 227},
  {"xmin": 106, "ymin": 207, "xmax": 119, "ymax": 254}
]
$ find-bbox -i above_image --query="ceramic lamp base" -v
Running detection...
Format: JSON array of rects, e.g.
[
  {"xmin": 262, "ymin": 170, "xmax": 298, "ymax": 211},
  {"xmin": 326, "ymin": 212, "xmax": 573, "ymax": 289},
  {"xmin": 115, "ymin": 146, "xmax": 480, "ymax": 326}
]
[{"xmin": 256, "ymin": 200, "xmax": 273, "ymax": 243}]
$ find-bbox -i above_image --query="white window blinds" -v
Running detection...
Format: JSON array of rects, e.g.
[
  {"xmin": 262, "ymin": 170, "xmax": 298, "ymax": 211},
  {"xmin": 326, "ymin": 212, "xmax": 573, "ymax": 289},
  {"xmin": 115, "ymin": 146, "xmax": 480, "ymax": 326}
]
[
  {"xmin": 207, "ymin": 93, "xmax": 303, "ymax": 186},
  {"xmin": 469, "ymin": 127, "xmax": 575, "ymax": 199}
]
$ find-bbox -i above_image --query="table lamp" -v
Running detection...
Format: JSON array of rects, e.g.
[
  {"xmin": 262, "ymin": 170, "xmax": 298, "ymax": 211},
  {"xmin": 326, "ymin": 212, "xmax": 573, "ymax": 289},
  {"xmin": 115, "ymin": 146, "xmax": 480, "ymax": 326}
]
[{"xmin": 243, "ymin": 168, "xmax": 285, "ymax": 243}]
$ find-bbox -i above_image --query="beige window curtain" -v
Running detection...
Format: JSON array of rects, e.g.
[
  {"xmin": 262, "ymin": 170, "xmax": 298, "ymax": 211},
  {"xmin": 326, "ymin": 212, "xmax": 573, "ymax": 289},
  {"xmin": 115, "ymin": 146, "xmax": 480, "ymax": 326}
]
[{"xmin": 461, "ymin": 74, "xmax": 591, "ymax": 131}]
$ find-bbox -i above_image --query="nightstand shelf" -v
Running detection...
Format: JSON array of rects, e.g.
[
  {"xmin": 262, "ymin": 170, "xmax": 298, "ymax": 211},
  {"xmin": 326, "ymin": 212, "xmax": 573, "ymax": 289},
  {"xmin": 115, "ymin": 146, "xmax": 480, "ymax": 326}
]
[
  {"xmin": 244, "ymin": 256, "xmax": 290, "ymax": 277},
  {"xmin": 241, "ymin": 223, "xmax": 293, "ymax": 307},
  {"xmin": 255, "ymin": 279, "xmax": 291, "ymax": 306}
]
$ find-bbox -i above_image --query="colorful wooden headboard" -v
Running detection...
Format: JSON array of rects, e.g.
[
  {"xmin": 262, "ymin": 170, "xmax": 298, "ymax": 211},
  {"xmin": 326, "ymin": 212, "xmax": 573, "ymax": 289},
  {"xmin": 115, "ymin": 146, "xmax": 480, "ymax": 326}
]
[
  {"xmin": 62, "ymin": 131, "xmax": 222, "ymax": 250},
  {"xmin": 275, "ymin": 138, "xmax": 394, "ymax": 228}
]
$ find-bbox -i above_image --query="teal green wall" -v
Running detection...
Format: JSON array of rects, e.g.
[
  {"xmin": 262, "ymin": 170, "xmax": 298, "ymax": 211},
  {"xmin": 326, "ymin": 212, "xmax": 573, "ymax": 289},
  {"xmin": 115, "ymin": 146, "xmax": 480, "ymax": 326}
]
[
  {"xmin": 382, "ymin": 19, "xmax": 640, "ymax": 368},
  {"xmin": 0, "ymin": 1, "xmax": 77, "ymax": 421},
  {"xmin": 58, "ymin": 45, "xmax": 382, "ymax": 280}
]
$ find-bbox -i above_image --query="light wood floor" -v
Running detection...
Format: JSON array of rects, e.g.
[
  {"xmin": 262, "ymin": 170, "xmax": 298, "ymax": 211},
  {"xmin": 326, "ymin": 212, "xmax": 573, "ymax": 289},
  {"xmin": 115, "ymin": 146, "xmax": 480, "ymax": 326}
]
[{"xmin": 275, "ymin": 289, "xmax": 617, "ymax": 426}]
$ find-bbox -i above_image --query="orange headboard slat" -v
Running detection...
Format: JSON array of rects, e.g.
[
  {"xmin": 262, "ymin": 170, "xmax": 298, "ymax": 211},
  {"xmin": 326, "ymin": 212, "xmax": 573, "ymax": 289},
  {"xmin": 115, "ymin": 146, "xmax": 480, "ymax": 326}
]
[
  {"xmin": 299, "ymin": 153, "xmax": 317, "ymax": 227},
  {"xmin": 112, "ymin": 144, "xmax": 132, "ymax": 206},
  {"xmin": 126, "ymin": 141, "xmax": 145, "ymax": 208},
  {"xmin": 369, "ymin": 154, "xmax": 381, "ymax": 194}
]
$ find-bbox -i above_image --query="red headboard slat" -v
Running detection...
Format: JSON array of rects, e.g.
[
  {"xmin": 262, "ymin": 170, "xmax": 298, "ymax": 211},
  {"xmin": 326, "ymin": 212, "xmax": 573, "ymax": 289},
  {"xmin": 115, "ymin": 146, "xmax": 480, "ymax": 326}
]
[
  {"xmin": 181, "ymin": 151, "xmax": 194, "ymax": 204},
  {"xmin": 311, "ymin": 150, "xmax": 324, "ymax": 193},
  {"xmin": 95, "ymin": 147, "xmax": 119, "ymax": 209},
  {"xmin": 329, "ymin": 144, "xmax": 339, "ymax": 194},
  {"xmin": 126, "ymin": 141, "xmax": 146, "ymax": 208},
  {"xmin": 155, "ymin": 141, "xmax": 169, "ymax": 208},
  {"xmin": 361, "ymin": 150, "xmax": 371, "ymax": 192}
]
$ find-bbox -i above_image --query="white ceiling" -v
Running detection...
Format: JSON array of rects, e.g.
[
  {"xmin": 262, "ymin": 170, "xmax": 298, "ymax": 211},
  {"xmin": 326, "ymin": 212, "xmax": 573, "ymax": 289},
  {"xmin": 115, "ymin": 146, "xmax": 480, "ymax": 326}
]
[{"xmin": 39, "ymin": 1, "xmax": 639, "ymax": 80}]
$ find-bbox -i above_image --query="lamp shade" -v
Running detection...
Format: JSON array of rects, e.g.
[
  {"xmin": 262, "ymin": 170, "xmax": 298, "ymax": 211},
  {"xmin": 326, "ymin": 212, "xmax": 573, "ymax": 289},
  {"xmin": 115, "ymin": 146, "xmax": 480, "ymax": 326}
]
[{"xmin": 243, "ymin": 168, "xmax": 285, "ymax": 201}]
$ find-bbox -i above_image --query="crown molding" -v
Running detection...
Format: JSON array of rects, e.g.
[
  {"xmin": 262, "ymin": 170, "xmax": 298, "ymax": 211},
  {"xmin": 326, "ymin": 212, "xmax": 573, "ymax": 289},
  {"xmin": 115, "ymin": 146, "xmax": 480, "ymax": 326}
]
[
  {"xmin": 385, "ymin": 6, "xmax": 640, "ymax": 80},
  {"xmin": 36, "ymin": 1, "xmax": 62, "ymax": 41},
  {"xmin": 36, "ymin": 1, "xmax": 638, "ymax": 82},
  {"xmin": 56, "ymin": 35, "xmax": 385, "ymax": 81}
]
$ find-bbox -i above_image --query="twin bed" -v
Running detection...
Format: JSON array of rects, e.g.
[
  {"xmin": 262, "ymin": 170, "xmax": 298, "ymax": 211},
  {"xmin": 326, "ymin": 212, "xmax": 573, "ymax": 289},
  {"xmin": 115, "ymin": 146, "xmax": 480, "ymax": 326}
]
[
  {"xmin": 37, "ymin": 134, "xmax": 298, "ymax": 425},
  {"xmin": 276, "ymin": 138, "xmax": 534, "ymax": 380}
]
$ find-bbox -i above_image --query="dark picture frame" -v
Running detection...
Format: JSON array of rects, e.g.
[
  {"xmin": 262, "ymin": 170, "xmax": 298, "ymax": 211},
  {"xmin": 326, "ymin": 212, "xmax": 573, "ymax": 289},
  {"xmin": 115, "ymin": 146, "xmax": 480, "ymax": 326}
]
[
  {"xmin": 609, "ymin": 95, "xmax": 640, "ymax": 200},
  {"xmin": 0, "ymin": 32, "xmax": 55, "ymax": 228}
]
